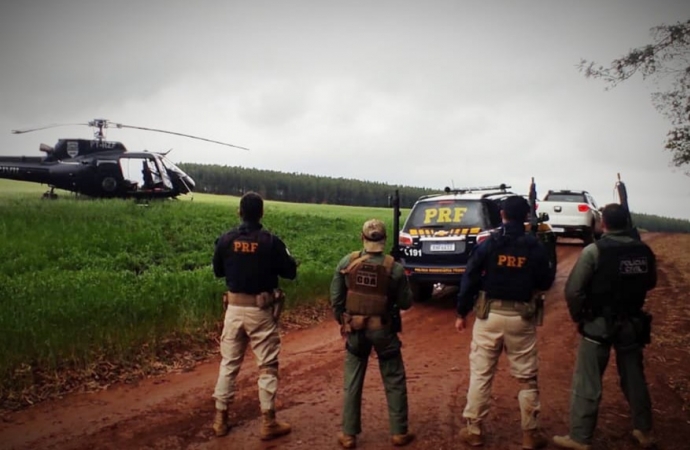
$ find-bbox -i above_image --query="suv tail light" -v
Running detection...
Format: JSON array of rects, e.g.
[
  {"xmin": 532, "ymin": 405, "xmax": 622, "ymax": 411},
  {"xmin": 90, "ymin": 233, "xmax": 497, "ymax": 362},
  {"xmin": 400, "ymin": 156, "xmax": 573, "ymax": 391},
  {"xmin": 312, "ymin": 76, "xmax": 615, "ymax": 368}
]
[
  {"xmin": 476, "ymin": 231, "xmax": 491, "ymax": 245},
  {"xmin": 577, "ymin": 204, "xmax": 590, "ymax": 213},
  {"xmin": 399, "ymin": 232, "xmax": 413, "ymax": 246}
]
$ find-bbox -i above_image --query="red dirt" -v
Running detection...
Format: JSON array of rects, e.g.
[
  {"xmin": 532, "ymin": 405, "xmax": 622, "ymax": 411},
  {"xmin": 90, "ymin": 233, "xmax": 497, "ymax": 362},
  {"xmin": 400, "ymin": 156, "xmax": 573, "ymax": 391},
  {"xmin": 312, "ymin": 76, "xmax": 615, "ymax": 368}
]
[{"xmin": 2, "ymin": 233, "xmax": 689, "ymax": 450}]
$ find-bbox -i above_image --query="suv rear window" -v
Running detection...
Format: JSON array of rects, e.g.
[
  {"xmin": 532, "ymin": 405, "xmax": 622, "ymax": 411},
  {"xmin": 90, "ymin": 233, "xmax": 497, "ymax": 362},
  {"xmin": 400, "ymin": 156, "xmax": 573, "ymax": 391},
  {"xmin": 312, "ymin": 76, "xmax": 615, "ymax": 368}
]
[
  {"xmin": 544, "ymin": 193, "xmax": 585, "ymax": 202},
  {"xmin": 405, "ymin": 200, "xmax": 486, "ymax": 229}
]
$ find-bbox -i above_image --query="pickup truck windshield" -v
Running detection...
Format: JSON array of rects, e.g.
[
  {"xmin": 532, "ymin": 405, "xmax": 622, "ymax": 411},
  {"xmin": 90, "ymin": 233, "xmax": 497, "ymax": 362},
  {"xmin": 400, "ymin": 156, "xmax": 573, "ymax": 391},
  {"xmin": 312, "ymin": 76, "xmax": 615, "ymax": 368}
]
[
  {"xmin": 405, "ymin": 200, "xmax": 485, "ymax": 229},
  {"xmin": 544, "ymin": 193, "xmax": 585, "ymax": 202}
]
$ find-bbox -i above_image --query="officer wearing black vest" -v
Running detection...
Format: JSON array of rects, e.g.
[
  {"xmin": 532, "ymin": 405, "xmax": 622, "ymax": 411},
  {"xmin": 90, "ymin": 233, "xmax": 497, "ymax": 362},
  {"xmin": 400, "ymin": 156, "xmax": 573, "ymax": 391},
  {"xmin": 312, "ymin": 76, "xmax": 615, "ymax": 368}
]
[
  {"xmin": 455, "ymin": 195, "xmax": 555, "ymax": 450},
  {"xmin": 211, "ymin": 191, "xmax": 297, "ymax": 441},
  {"xmin": 554, "ymin": 203, "xmax": 657, "ymax": 450}
]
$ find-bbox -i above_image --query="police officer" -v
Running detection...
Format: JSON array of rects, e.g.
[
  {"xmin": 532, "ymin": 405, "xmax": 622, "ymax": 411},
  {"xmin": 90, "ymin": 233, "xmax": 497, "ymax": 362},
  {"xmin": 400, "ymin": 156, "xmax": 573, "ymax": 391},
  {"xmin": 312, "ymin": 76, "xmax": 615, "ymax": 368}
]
[
  {"xmin": 455, "ymin": 195, "xmax": 555, "ymax": 449},
  {"xmin": 330, "ymin": 219, "xmax": 415, "ymax": 449},
  {"xmin": 211, "ymin": 191, "xmax": 297, "ymax": 441},
  {"xmin": 553, "ymin": 204, "xmax": 657, "ymax": 450}
]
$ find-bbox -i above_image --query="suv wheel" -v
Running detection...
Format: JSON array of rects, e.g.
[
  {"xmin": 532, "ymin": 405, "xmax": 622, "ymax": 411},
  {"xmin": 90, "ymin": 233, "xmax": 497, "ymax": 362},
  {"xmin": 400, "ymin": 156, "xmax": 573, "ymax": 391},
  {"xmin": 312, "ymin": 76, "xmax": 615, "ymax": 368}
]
[{"xmin": 410, "ymin": 281, "xmax": 433, "ymax": 303}]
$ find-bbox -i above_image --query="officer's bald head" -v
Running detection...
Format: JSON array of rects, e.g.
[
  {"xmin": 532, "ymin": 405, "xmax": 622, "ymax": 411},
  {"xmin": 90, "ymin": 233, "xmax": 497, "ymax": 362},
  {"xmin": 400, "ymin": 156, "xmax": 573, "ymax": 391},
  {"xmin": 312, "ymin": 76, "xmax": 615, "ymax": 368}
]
[
  {"xmin": 501, "ymin": 196, "xmax": 530, "ymax": 222},
  {"xmin": 239, "ymin": 192, "xmax": 264, "ymax": 222}
]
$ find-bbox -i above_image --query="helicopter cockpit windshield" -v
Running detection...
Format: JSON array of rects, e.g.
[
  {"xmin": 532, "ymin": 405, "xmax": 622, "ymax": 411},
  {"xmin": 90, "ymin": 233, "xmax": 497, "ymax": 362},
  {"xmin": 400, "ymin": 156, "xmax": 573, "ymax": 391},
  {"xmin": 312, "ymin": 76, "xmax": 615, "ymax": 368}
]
[
  {"xmin": 119, "ymin": 154, "xmax": 173, "ymax": 191},
  {"xmin": 160, "ymin": 156, "xmax": 188, "ymax": 178}
]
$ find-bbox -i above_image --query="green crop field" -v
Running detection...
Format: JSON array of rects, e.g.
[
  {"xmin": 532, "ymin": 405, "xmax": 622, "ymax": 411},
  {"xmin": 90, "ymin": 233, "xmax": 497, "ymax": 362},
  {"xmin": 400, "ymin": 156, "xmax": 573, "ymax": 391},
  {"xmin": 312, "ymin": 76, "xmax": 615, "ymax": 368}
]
[{"xmin": 0, "ymin": 180, "xmax": 409, "ymax": 409}]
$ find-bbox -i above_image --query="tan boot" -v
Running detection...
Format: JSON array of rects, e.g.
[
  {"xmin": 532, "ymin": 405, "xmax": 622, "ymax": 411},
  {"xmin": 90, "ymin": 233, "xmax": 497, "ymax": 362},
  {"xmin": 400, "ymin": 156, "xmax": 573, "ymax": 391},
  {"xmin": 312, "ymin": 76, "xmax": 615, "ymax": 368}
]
[
  {"xmin": 212, "ymin": 409, "xmax": 230, "ymax": 437},
  {"xmin": 459, "ymin": 427, "xmax": 484, "ymax": 447},
  {"xmin": 338, "ymin": 432, "xmax": 357, "ymax": 449},
  {"xmin": 552, "ymin": 434, "xmax": 592, "ymax": 450},
  {"xmin": 523, "ymin": 429, "xmax": 548, "ymax": 449},
  {"xmin": 391, "ymin": 432, "xmax": 416, "ymax": 446},
  {"xmin": 632, "ymin": 429, "xmax": 656, "ymax": 448},
  {"xmin": 260, "ymin": 409, "xmax": 292, "ymax": 441}
]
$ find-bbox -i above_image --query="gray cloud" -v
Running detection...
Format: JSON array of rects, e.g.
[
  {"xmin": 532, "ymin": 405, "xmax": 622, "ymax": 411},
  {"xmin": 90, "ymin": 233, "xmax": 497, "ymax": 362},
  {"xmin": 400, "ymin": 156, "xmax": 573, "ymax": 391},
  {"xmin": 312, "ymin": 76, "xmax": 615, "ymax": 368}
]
[{"xmin": 1, "ymin": 0, "xmax": 689, "ymax": 219}]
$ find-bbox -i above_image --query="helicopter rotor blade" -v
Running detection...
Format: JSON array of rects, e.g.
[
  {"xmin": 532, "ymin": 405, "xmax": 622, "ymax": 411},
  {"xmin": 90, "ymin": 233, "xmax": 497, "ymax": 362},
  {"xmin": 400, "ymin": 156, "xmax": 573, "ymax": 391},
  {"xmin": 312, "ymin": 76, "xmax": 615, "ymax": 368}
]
[
  {"xmin": 112, "ymin": 122, "xmax": 250, "ymax": 151},
  {"xmin": 11, "ymin": 123, "xmax": 89, "ymax": 134}
]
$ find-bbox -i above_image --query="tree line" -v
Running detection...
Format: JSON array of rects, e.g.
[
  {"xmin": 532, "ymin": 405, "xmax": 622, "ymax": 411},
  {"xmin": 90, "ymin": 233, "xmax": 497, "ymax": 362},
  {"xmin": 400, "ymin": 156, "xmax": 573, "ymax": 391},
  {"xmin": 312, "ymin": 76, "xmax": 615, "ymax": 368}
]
[
  {"xmin": 630, "ymin": 212, "xmax": 690, "ymax": 234},
  {"xmin": 178, "ymin": 163, "xmax": 438, "ymax": 208},
  {"xmin": 178, "ymin": 163, "xmax": 690, "ymax": 233}
]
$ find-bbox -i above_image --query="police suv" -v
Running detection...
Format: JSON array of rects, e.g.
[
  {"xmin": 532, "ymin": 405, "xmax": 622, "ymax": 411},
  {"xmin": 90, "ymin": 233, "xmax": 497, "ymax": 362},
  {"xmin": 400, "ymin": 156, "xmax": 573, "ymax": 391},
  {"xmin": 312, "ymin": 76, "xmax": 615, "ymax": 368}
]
[{"xmin": 396, "ymin": 184, "xmax": 557, "ymax": 302}]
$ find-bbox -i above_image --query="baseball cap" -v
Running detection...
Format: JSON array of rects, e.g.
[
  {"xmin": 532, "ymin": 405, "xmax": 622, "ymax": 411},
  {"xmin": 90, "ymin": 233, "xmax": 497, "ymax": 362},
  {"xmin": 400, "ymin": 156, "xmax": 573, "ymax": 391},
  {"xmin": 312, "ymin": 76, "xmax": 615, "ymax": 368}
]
[{"xmin": 362, "ymin": 219, "xmax": 387, "ymax": 252}]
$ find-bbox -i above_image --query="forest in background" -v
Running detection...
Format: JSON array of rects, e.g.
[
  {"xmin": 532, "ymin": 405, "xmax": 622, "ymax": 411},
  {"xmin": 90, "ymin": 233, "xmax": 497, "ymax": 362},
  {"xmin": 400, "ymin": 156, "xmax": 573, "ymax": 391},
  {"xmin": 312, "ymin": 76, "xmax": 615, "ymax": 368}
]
[{"xmin": 178, "ymin": 163, "xmax": 690, "ymax": 233}]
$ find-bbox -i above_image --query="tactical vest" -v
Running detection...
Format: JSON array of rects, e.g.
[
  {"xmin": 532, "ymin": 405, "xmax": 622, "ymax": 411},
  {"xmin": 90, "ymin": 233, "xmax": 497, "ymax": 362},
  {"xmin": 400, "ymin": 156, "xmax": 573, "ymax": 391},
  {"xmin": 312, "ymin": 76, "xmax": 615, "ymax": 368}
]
[
  {"xmin": 222, "ymin": 227, "xmax": 274, "ymax": 294},
  {"xmin": 341, "ymin": 251, "xmax": 394, "ymax": 316},
  {"xmin": 589, "ymin": 238, "xmax": 655, "ymax": 316},
  {"xmin": 482, "ymin": 232, "xmax": 536, "ymax": 302}
]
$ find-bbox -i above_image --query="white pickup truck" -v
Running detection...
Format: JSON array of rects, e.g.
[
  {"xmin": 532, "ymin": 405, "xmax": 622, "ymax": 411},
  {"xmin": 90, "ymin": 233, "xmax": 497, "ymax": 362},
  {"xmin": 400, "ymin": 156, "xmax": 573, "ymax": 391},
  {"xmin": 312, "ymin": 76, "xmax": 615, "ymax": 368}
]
[{"xmin": 537, "ymin": 190, "xmax": 603, "ymax": 244}]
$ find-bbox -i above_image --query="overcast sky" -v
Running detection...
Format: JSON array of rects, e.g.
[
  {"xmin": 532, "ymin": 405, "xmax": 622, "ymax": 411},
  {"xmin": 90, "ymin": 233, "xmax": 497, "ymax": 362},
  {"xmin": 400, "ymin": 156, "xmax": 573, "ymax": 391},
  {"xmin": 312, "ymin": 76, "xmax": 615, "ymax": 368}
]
[{"xmin": 1, "ymin": 0, "xmax": 689, "ymax": 219}]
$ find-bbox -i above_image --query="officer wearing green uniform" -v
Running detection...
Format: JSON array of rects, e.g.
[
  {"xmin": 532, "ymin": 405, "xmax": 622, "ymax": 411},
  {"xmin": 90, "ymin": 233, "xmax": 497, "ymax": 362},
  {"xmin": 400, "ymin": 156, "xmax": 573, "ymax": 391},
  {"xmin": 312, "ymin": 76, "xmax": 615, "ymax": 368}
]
[
  {"xmin": 553, "ymin": 204, "xmax": 657, "ymax": 450},
  {"xmin": 330, "ymin": 219, "xmax": 415, "ymax": 449}
]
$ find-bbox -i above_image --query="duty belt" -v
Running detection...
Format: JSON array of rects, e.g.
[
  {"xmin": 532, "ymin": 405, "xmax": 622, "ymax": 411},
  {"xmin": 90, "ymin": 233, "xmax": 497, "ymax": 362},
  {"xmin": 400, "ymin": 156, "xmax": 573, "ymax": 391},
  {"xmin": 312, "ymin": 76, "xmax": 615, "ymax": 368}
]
[
  {"xmin": 488, "ymin": 299, "xmax": 522, "ymax": 316},
  {"xmin": 225, "ymin": 292, "xmax": 260, "ymax": 307}
]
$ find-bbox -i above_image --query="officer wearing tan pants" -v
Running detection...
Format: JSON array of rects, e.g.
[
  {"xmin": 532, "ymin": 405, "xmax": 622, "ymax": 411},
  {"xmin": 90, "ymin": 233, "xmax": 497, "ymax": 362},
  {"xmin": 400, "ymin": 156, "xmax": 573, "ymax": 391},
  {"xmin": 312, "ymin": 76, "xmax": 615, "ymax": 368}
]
[
  {"xmin": 211, "ymin": 192, "xmax": 298, "ymax": 440},
  {"xmin": 455, "ymin": 196, "xmax": 555, "ymax": 449}
]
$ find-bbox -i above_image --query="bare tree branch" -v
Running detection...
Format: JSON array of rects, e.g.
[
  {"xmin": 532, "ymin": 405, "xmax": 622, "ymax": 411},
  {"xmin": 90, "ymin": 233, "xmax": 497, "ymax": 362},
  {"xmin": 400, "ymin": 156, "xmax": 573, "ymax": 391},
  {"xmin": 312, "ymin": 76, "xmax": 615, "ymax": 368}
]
[{"xmin": 578, "ymin": 19, "xmax": 690, "ymax": 173}]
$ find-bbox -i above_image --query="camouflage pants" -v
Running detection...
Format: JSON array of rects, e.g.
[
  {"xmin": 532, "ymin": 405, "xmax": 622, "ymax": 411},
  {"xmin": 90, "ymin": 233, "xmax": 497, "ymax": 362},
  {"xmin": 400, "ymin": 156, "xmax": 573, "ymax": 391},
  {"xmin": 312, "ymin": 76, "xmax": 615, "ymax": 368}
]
[
  {"xmin": 212, "ymin": 304, "xmax": 281, "ymax": 412},
  {"xmin": 463, "ymin": 311, "xmax": 541, "ymax": 434},
  {"xmin": 568, "ymin": 320, "xmax": 652, "ymax": 445},
  {"xmin": 342, "ymin": 329, "xmax": 410, "ymax": 436}
]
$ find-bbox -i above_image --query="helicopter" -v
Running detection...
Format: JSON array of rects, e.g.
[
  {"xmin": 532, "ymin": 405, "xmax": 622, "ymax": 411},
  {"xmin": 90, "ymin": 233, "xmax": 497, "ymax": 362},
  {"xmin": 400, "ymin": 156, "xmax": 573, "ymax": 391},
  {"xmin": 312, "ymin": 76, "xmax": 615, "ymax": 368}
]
[{"xmin": 0, "ymin": 118, "xmax": 249, "ymax": 200}]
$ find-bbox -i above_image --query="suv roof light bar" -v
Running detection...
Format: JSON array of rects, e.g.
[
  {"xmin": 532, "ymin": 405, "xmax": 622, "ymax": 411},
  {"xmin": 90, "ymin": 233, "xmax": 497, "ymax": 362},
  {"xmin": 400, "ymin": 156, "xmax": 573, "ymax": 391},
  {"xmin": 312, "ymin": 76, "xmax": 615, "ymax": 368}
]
[{"xmin": 443, "ymin": 184, "xmax": 511, "ymax": 194}]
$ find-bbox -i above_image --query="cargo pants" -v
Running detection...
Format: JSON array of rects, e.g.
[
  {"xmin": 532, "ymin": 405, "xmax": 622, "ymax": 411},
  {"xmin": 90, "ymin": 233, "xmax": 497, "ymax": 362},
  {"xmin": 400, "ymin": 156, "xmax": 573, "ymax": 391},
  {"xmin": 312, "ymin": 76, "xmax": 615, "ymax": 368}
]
[
  {"xmin": 342, "ymin": 328, "xmax": 410, "ymax": 436},
  {"xmin": 463, "ymin": 308, "xmax": 541, "ymax": 434},
  {"xmin": 212, "ymin": 303, "xmax": 281, "ymax": 412},
  {"xmin": 568, "ymin": 318, "xmax": 652, "ymax": 445}
]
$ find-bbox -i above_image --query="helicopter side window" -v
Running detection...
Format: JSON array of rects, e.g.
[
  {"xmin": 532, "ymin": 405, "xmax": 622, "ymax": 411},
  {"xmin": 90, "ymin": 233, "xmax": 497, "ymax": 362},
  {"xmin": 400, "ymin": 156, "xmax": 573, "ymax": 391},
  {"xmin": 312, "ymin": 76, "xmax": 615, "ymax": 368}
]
[{"xmin": 118, "ymin": 155, "xmax": 171, "ymax": 192}]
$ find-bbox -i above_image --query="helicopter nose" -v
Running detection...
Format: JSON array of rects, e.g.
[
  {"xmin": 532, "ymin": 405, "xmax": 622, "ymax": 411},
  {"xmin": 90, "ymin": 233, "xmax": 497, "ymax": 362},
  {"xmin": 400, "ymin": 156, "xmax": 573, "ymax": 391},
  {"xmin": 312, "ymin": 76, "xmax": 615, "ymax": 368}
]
[{"xmin": 184, "ymin": 175, "xmax": 196, "ymax": 192}]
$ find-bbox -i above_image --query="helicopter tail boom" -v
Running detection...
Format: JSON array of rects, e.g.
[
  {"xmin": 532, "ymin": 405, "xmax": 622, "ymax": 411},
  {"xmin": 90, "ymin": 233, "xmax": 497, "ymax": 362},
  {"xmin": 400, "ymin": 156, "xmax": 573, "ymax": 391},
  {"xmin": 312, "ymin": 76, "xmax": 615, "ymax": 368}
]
[{"xmin": 0, "ymin": 158, "xmax": 51, "ymax": 184}]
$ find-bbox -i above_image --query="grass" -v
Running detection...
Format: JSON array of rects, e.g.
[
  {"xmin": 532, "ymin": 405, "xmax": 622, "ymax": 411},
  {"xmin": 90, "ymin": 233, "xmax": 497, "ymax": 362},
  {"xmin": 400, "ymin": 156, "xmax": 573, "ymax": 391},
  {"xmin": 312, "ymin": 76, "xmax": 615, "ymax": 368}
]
[
  {"xmin": 0, "ymin": 179, "xmax": 409, "ymax": 409},
  {"xmin": 644, "ymin": 234, "xmax": 690, "ymax": 412}
]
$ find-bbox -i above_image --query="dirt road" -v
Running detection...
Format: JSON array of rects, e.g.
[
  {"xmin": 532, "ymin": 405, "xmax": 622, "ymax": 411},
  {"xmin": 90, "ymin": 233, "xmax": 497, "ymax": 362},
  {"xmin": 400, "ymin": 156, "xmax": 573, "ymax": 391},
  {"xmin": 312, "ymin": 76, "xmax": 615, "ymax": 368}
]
[{"xmin": 2, "ymin": 235, "xmax": 689, "ymax": 450}]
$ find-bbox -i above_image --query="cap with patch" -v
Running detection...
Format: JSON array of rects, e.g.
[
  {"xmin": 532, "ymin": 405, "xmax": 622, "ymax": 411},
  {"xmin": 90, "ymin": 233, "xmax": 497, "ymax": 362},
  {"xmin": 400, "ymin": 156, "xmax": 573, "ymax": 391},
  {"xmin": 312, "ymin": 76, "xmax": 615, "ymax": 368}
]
[{"xmin": 362, "ymin": 219, "xmax": 387, "ymax": 252}]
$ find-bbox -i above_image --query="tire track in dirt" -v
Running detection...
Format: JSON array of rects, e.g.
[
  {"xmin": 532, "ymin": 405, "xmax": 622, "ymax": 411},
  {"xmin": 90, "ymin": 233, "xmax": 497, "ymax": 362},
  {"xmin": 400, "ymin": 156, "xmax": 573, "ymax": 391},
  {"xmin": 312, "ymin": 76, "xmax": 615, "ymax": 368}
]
[{"xmin": 3, "ymin": 234, "xmax": 688, "ymax": 450}]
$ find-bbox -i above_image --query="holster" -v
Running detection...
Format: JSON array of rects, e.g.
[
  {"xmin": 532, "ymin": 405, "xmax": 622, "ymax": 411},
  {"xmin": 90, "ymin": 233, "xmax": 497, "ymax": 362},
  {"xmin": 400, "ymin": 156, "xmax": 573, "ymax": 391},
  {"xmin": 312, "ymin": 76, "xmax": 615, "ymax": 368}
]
[
  {"xmin": 390, "ymin": 307, "xmax": 402, "ymax": 333},
  {"xmin": 631, "ymin": 311, "xmax": 653, "ymax": 346},
  {"xmin": 533, "ymin": 292, "xmax": 545, "ymax": 326},
  {"xmin": 271, "ymin": 289, "xmax": 286, "ymax": 321},
  {"xmin": 474, "ymin": 291, "xmax": 490, "ymax": 320}
]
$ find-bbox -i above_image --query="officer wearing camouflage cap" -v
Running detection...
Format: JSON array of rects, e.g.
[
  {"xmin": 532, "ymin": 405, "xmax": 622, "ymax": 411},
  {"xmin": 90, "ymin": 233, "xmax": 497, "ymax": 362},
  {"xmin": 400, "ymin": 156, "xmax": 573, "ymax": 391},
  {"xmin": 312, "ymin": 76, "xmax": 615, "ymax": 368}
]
[
  {"xmin": 455, "ymin": 195, "xmax": 555, "ymax": 449},
  {"xmin": 330, "ymin": 219, "xmax": 415, "ymax": 448}
]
